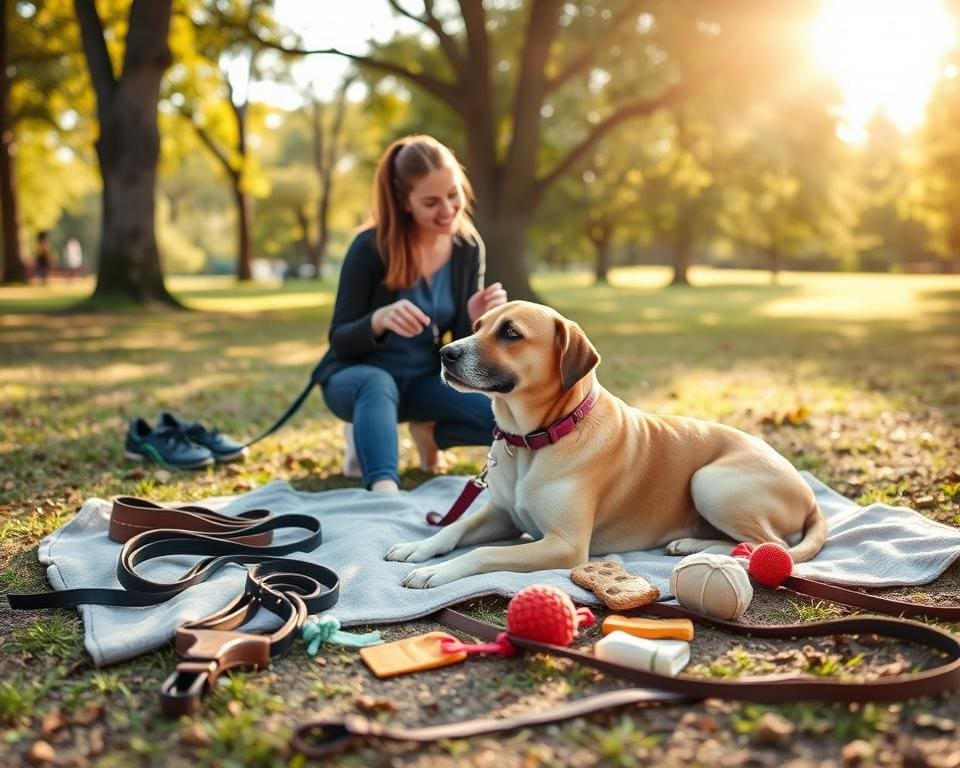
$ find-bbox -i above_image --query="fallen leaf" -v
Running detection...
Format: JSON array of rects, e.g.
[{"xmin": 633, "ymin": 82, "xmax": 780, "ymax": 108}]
[
  {"xmin": 88, "ymin": 727, "xmax": 106, "ymax": 757},
  {"xmin": 71, "ymin": 702, "xmax": 104, "ymax": 726},
  {"xmin": 841, "ymin": 739, "xmax": 873, "ymax": 765},
  {"xmin": 39, "ymin": 708, "xmax": 66, "ymax": 736},
  {"xmin": 179, "ymin": 724, "xmax": 212, "ymax": 748},
  {"xmin": 755, "ymin": 712, "xmax": 795, "ymax": 747},
  {"xmin": 354, "ymin": 695, "xmax": 397, "ymax": 714},
  {"xmin": 26, "ymin": 741, "xmax": 56, "ymax": 765}
]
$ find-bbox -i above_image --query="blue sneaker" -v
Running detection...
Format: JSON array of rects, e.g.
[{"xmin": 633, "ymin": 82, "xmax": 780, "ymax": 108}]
[
  {"xmin": 124, "ymin": 418, "xmax": 214, "ymax": 470},
  {"xmin": 157, "ymin": 412, "xmax": 249, "ymax": 463}
]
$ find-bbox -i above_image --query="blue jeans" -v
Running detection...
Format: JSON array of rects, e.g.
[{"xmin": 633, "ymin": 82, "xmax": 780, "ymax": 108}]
[{"xmin": 321, "ymin": 365, "xmax": 494, "ymax": 487}]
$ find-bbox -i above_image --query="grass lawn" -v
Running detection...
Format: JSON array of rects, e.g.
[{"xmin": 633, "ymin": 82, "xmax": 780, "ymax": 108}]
[{"xmin": 1, "ymin": 267, "xmax": 959, "ymax": 767}]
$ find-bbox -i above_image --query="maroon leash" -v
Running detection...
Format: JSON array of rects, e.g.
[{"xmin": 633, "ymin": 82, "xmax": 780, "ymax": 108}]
[{"xmin": 426, "ymin": 386, "xmax": 600, "ymax": 526}]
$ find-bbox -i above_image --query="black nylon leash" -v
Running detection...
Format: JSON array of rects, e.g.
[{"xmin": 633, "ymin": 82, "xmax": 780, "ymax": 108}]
[
  {"xmin": 239, "ymin": 376, "xmax": 319, "ymax": 449},
  {"xmin": 7, "ymin": 512, "xmax": 326, "ymax": 610}
]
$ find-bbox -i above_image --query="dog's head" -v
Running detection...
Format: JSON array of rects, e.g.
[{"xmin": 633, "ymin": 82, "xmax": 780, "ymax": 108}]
[{"xmin": 440, "ymin": 301, "xmax": 600, "ymax": 398}]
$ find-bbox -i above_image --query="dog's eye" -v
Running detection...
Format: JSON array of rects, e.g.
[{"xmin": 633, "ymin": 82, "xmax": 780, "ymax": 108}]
[{"xmin": 499, "ymin": 323, "xmax": 522, "ymax": 341}]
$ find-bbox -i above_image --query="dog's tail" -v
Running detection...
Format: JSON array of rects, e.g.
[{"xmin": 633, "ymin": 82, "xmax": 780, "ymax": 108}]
[{"xmin": 787, "ymin": 500, "xmax": 828, "ymax": 564}]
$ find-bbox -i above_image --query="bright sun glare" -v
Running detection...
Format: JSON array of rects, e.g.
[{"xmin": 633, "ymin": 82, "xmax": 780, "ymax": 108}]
[{"xmin": 809, "ymin": 0, "xmax": 958, "ymax": 143}]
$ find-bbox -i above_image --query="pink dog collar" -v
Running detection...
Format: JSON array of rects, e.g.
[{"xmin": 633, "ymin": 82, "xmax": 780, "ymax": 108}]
[{"xmin": 492, "ymin": 385, "xmax": 600, "ymax": 449}]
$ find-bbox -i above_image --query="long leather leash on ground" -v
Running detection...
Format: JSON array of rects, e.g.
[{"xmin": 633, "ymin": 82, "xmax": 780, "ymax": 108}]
[
  {"xmin": 6, "ymin": 496, "xmax": 338, "ymax": 716},
  {"xmin": 291, "ymin": 582, "xmax": 960, "ymax": 759}
]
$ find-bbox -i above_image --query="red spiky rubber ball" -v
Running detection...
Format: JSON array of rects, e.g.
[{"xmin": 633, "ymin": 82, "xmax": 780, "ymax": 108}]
[
  {"xmin": 506, "ymin": 584, "xmax": 595, "ymax": 646},
  {"xmin": 748, "ymin": 543, "xmax": 794, "ymax": 587}
]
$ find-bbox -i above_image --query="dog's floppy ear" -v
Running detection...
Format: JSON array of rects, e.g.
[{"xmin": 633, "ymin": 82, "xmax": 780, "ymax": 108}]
[{"xmin": 555, "ymin": 318, "xmax": 600, "ymax": 391}]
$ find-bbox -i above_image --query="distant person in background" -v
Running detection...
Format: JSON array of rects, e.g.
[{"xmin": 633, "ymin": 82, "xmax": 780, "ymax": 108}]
[
  {"xmin": 313, "ymin": 134, "xmax": 507, "ymax": 492},
  {"xmin": 64, "ymin": 237, "xmax": 83, "ymax": 276},
  {"xmin": 34, "ymin": 231, "xmax": 54, "ymax": 285}
]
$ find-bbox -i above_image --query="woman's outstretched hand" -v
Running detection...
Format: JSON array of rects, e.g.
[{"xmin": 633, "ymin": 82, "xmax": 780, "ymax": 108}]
[
  {"xmin": 372, "ymin": 299, "xmax": 431, "ymax": 338},
  {"xmin": 467, "ymin": 282, "xmax": 508, "ymax": 323}
]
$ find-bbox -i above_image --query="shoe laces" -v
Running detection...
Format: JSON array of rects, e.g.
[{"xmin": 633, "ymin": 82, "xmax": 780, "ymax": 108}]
[
  {"xmin": 155, "ymin": 424, "xmax": 192, "ymax": 448},
  {"xmin": 187, "ymin": 422, "xmax": 220, "ymax": 440}
]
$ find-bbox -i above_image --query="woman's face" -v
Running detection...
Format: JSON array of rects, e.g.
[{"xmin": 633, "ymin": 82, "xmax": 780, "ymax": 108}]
[{"xmin": 405, "ymin": 164, "xmax": 464, "ymax": 236}]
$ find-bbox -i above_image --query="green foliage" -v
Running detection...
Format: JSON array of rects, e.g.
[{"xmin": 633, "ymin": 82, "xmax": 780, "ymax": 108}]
[
  {"xmin": 8, "ymin": 0, "xmax": 99, "ymax": 236},
  {"xmin": 733, "ymin": 702, "xmax": 896, "ymax": 741},
  {"xmin": 574, "ymin": 716, "xmax": 663, "ymax": 768},
  {"xmin": 7, "ymin": 614, "xmax": 84, "ymax": 660},
  {"xmin": 769, "ymin": 600, "xmax": 842, "ymax": 623}
]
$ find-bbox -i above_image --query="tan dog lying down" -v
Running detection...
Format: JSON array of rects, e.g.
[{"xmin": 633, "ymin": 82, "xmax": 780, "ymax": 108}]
[{"xmin": 387, "ymin": 301, "xmax": 827, "ymax": 588}]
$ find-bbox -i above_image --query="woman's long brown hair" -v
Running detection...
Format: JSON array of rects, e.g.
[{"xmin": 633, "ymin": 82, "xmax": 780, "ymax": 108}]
[{"xmin": 372, "ymin": 135, "xmax": 479, "ymax": 290}]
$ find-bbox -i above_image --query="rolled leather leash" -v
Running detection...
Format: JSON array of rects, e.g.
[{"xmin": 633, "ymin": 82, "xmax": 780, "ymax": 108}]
[
  {"xmin": 109, "ymin": 496, "xmax": 274, "ymax": 546},
  {"xmin": 291, "ymin": 589, "xmax": 960, "ymax": 759},
  {"xmin": 7, "ymin": 499, "xmax": 324, "ymax": 610}
]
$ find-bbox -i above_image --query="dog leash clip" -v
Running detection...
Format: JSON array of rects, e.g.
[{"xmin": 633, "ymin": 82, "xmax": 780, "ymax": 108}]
[
  {"xmin": 159, "ymin": 629, "xmax": 272, "ymax": 716},
  {"xmin": 425, "ymin": 463, "xmax": 489, "ymax": 526}
]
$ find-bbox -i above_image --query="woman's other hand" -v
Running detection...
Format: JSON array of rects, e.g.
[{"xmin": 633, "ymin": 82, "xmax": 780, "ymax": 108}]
[
  {"xmin": 372, "ymin": 300, "xmax": 431, "ymax": 337},
  {"xmin": 467, "ymin": 282, "xmax": 508, "ymax": 323}
]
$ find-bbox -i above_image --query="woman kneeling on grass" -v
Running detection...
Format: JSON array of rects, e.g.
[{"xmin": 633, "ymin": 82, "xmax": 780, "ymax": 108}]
[{"xmin": 313, "ymin": 134, "xmax": 507, "ymax": 492}]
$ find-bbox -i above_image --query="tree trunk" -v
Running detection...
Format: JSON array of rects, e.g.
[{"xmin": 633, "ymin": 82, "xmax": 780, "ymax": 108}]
[
  {"xmin": 233, "ymin": 176, "xmax": 253, "ymax": 281},
  {"xmin": 0, "ymin": 0, "xmax": 26, "ymax": 284},
  {"xmin": 78, "ymin": 0, "xmax": 177, "ymax": 306},
  {"xmin": 767, "ymin": 243, "xmax": 781, "ymax": 284},
  {"xmin": 295, "ymin": 207, "xmax": 318, "ymax": 276},
  {"xmin": 591, "ymin": 226, "xmax": 612, "ymax": 284},
  {"xmin": 93, "ymin": 86, "xmax": 175, "ymax": 304},
  {"xmin": 474, "ymin": 197, "xmax": 538, "ymax": 302},
  {"xmin": 670, "ymin": 214, "xmax": 694, "ymax": 287}
]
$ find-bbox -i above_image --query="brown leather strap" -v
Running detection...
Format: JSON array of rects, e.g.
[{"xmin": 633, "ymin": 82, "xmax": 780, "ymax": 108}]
[
  {"xmin": 109, "ymin": 496, "xmax": 274, "ymax": 546},
  {"xmin": 291, "ymin": 594, "xmax": 960, "ymax": 759},
  {"xmin": 291, "ymin": 688, "xmax": 689, "ymax": 758},
  {"xmin": 783, "ymin": 575, "xmax": 960, "ymax": 619}
]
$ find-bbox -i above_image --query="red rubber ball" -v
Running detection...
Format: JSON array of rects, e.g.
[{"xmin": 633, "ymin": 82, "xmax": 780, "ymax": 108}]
[
  {"xmin": 748, "ymin": 542, "xmax": 794, "ymax": 587},
  {"xmin": 506, "ymin": 584, "xmax": 579, "ymax": 646}
]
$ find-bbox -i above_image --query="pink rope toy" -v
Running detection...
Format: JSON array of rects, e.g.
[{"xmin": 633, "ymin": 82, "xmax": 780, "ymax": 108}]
[{"xmin": 441, "ymin": 584, "xmax": 596, "ymax": 658}]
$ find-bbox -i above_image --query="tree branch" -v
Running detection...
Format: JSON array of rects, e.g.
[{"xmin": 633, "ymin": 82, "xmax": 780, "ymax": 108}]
[
  {"xmin": 253, "ymin": 36, "xmax": 464, "ymax": 111},
  {"xmin": 385, "ymin": 0, "xmax": 463, "ymax": 76},
  {"xmin": 458, "ymin": 0, "xmax": 488, "ymax": 74},
  {"xmin": 536, "ymin": 79, "xmax": 693, "ymax": 195},
  {"xmin": 73, "ymin": 0, "xmax": 116, "ymax": 106},
  {"xmin": 177, "ymin": 108, "xmax": 237, "ymax": 179},
  {"xmin": 503, "ymin": 0, "xmax": 564, "ymax": 182},
  {"xmin": 546, "ymin": 0, "xmax": 647, "ymax": 94}
]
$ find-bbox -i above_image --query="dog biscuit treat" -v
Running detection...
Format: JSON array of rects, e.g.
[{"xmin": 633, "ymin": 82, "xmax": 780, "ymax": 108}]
[{"xmin": 570, "ymin": 561, "xmax": 660, "ymax": 610}]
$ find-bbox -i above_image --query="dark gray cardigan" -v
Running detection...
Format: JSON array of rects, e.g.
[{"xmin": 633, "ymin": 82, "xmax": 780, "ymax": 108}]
[{"xmin": 312, "ymin": 228, "xmax": 485, "ymax": 385}]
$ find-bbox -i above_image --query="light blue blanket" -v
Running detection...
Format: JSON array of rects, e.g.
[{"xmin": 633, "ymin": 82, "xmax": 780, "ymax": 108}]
[{"xmin": 36, "ymin": 472, "xmax": 960, "ymax": 666}]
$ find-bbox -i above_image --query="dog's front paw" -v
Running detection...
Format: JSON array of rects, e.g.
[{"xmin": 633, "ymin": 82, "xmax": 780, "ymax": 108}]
[
  {"xmin": 665, "ymin": 538, "xmax": 735, "ymax": 556},
  {"xmin": 401, "ymin": 564, "xmax": 454, "ymax": 589},
  {"xmin": 386, "ymin": 540, "xmax": 438, "ymax": 563},
  {"xmin": 665, "ymin": 538, "xmax": 701, "ymax": 556}
]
